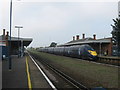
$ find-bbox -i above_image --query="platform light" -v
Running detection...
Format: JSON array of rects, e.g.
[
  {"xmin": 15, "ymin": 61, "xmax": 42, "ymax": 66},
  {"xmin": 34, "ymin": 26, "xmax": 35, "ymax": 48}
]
[{"xmin": 15, "ymin": 26, "xmax": 23, "ymax": 58}]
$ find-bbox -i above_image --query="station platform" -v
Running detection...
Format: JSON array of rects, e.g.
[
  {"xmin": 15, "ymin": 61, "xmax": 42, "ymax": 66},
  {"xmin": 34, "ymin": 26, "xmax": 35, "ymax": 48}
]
[
  {"xmin": 2, "ymin": 55, "xmax": 28, "ymax": 89},
  {"xmin": 2, "ymin": 54, "xmax": 51, "ymax": 89}
]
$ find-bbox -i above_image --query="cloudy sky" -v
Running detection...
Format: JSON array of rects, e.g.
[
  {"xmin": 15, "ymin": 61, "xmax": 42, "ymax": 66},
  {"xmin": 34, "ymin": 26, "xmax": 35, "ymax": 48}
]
[{"xmin": 0, "ymin": 0, "xmax": 119, "ymax": 47}]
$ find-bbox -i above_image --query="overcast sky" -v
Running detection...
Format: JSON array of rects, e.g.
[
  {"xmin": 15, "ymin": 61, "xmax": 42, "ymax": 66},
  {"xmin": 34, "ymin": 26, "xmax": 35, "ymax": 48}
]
[{"xmin": 0, "ymin": 0, "xmax": 119, "ymax": 47}]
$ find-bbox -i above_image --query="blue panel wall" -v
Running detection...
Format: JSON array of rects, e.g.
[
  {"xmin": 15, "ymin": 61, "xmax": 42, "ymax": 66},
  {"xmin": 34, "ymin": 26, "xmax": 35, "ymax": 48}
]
[
  {"xmin": 0, "ymin": 46, "xmax": 8, "ymax": 59},
  {"xmin": 0, "ymin": 46, "xmax": 2, "ymax": 60}
]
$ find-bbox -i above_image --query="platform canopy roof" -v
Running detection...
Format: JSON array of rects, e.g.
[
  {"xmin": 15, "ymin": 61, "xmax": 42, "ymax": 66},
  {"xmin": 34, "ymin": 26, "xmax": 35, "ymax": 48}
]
[
  {"xmin": 0, "ymin": 35, "xmax": 33, "ymax": 47},
  {"xmin": 8, "ymin": 36, "xmax": 32, "ymax": 47}
]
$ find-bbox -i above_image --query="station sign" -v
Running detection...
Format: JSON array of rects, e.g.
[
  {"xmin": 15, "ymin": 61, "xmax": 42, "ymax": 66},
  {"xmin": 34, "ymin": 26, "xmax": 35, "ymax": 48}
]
[{"xmin": 0, "ymin": 41, "xmax": 6, "ymax": 46}]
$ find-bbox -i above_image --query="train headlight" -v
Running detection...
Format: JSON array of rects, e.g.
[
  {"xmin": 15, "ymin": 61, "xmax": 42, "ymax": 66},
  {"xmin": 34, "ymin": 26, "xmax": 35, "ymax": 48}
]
[{"xmin": 88, "ymin": 50, "xmax": 97, "ymax": 56}]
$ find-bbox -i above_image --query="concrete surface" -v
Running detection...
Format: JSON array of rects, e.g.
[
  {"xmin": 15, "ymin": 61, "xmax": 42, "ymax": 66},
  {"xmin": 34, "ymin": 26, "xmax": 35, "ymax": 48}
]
[
  {"xmin": 2, "ymin": 55, "xmax": 28, "ymax": 89},
  {"xmin": 2, "ymin": 54, "xmax": 52, "ymax": 89}
]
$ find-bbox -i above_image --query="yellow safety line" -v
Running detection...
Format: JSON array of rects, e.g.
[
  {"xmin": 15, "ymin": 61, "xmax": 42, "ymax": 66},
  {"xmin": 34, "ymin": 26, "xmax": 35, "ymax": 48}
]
[{"xmin": 26, "ymin": 56, "xmax": 32, "ymax": 90}]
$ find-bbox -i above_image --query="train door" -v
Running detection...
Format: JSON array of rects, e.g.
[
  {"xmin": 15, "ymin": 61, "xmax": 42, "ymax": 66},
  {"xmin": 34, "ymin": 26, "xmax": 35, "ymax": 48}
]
[{"xmin": 78, "ymin": 48, "xmax": 81, "ymax": 55}]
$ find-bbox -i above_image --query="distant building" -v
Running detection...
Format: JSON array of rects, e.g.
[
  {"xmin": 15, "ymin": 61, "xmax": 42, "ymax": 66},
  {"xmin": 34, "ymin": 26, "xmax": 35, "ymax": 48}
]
[
  {"xmin": 58, "ymin": 34, "xmax": 113, "ymax": 56},
  {"xmin": 118, "ymin": 1, "xmax": 120, "ymax": 18},
  {"xmin": 0, "ymin": 29, "xmax": 33, "ymax": 59}
]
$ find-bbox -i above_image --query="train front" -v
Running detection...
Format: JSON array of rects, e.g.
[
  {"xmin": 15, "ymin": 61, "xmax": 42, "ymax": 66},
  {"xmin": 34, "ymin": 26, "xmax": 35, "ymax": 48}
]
[
  {"xmin": 88, "ymin": 50, "xmax": 98, "ymax": 60},
  {"xmin": 85, "ymin": 45, "xmax": 98, "ymax": 60}
]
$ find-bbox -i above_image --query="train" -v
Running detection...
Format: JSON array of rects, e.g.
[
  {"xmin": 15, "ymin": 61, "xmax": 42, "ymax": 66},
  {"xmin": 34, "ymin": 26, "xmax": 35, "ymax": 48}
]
[{"xmin": 38, "ymin": 44, "xmax": 98, "ymax": 60}]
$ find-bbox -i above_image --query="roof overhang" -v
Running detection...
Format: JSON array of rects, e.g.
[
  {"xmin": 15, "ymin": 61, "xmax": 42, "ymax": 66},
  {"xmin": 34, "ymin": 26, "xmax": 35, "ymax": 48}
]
[{"xmin": 8, "ymin": 36, "xmax": 33, "ymax": 47}]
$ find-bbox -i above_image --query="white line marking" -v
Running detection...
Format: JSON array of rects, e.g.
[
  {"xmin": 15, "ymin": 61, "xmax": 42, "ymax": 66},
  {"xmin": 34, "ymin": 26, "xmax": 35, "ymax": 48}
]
[{"xmin": 28, "ymin": 53, "xmax": 57, "ymax": 90}]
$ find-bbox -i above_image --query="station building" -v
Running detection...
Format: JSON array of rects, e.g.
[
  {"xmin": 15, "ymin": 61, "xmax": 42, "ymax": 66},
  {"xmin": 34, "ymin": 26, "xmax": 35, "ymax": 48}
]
[
  {"xmin": 0, "ymin": 29, "xmax": 32, "ymax": 59},
  {"xmin": 59, "ymin": 34, "xmax": 113, "ymax": 56}
]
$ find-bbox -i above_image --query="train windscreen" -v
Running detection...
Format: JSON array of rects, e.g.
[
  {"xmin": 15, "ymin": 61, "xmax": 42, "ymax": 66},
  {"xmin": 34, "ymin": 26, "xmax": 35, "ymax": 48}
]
[{"xmin": 85, "ymin": 45, "xmax": 94, "ymax": 51}]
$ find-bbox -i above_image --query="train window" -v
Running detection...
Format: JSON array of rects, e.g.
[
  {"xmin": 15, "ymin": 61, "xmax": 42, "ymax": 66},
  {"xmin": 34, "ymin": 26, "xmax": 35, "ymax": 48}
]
[
  {"xmin": 68, "ymin": 50, "xmax": 70, "ymax": 54},
  {"xmin": 85, "ymin": 45, "xmax": 94, "ymax": 51}
]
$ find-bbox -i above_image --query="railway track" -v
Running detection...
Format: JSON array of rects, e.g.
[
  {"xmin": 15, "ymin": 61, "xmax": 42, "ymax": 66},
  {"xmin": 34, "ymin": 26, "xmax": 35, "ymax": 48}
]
[{"xmin": 28, "ymin": 52, "xmax": 89, "ymax": 90}]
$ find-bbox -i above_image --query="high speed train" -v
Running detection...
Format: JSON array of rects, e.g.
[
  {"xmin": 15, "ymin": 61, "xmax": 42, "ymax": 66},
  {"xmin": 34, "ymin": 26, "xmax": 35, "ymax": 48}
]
[{"xmin": 38, "ymin": 44, "xmax": 98, "ymax": 60}]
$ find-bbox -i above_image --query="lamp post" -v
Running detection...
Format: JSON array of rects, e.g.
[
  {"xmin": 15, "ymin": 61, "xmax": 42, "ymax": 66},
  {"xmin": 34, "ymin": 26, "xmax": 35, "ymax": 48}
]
[
  {"xmin": 8, "ymin": 0, "xmax": 12, "ymax": 70},
  {"xmin": 15, "ymin": 26, "xmax": 23, "ymax": 58},
  {"xmin": 9, "ymin": 0, "xmax": 21, "ymax": 69}
]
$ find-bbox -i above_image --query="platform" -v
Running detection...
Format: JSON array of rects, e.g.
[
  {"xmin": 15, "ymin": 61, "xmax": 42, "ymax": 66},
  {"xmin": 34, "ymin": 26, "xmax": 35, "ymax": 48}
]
[
  {"xmin": 2, "ymin": 55, "xmax": 28, "ymax": 89},
  {"xmin": 2, "ymin": 54, "xmax": 51, "ymax": 89}
]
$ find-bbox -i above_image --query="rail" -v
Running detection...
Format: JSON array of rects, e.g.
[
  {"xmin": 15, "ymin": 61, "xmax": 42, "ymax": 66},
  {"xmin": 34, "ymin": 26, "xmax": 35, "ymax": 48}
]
[
  {"xmin": 29, "ymin": 51, "xmax": 89, "ymax": 90},
  {"xmin": 28, "ymin": 52, "xmax": 57, "ymax": 90}
]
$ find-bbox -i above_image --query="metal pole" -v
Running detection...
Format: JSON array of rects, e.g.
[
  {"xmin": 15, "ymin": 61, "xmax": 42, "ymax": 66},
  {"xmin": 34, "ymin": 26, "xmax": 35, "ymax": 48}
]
[
  {"xmin": 21, "ymin": 40, "xmax": 23, "ymax": 57},
  {"xmin": 9, "ymin": 0, "xmax": 12, "ymax": 70},
  {"xmin": 18, "ymin": 28, "xmax": 20, "ymax": 58},
  {"xmin": 99, "ymin": 42, "xmax": 101, "ymax": 56},
  {"xmin": 15, "ymin": 26, "xmax": 23, "ymax": 57}
]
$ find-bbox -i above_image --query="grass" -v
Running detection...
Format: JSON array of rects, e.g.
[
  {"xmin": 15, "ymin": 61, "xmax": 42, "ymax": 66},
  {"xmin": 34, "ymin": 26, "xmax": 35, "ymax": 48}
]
[{"xmin": 29, "ymin": 49, "xmax": 119, "ymax": 88}]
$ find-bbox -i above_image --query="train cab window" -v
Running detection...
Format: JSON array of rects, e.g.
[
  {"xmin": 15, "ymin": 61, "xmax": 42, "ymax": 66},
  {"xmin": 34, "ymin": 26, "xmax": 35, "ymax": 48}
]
[{"xmin": 85, "ymin": 45, "xmax": 94, "ymax": 51}]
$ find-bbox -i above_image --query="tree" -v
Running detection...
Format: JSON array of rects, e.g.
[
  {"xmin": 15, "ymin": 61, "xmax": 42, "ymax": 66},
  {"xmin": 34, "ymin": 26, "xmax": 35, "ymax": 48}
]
[
  {"xmin": 49, "ymin": 42, "xmax": 57, "ymax": 47},
  {"xmin": 111, "ymin": 18, "xmax": 120, "ymax": 56}
]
